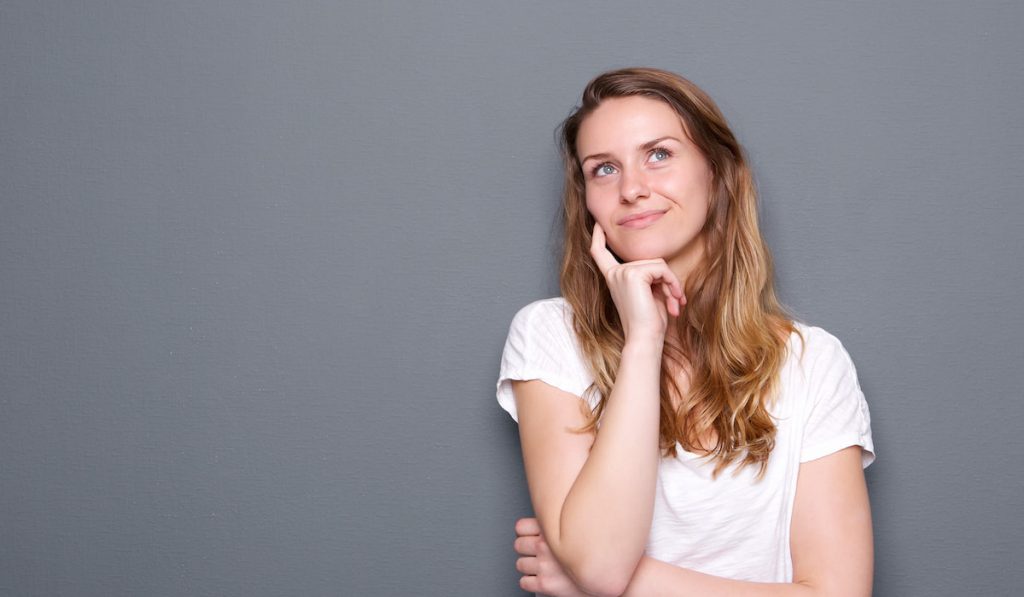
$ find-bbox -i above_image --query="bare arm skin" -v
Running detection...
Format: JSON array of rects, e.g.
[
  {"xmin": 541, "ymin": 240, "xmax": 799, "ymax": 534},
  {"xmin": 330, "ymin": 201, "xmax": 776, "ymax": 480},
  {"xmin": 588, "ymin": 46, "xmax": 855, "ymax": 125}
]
[
  {"xmin": 512, "ymin": 222, "xmax": 872, "ymax": 595},
  {"xmin": 513, "ymin": 223, "xmax": 684, "ymax": 597},
  {"xmin": 515, "ymin": 445, "xmax": 874, "ymax": 597},
  {"xmin": 514, "ymin": 342, "xmax": 661, "ymax": 596}
]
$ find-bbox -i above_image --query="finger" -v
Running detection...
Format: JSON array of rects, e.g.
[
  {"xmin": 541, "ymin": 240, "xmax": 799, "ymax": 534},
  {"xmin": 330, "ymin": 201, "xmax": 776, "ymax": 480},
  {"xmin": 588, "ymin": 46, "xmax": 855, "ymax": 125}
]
[
  {"xmin": 515, "ymin": 517, "xmax": 541, "ymax": 536},
  {"xmin": 520, "ymin": 575, "xmax": 540, "ymax": 593},
  {"xmin": 514, "ymin": 535, "xmax": 540, "ymax": 556},
  {"xmin": 535, "ymin": 536, "xmax": 551, "ymax": 555},
  {"xmin": 516, "ymin": 556, "xmax": 539, "ymax": 576},
  {"xmin": 618, "ymin": 258, "xmax": 682, "ymax": 296},
  {"xmin": 589, "ymin": 222, "xmax": 620, "ymax": 274},
  {"xmin": 661, "ymin": 282, "xmax": 673, "ymax": 303},
  {"xmin": 661, "ymin": 266, "xmax": 684, "ymax": 299},
  {"xmin": 646, "ymin": 261, "xmax": 683, "ymax": 299},
  {"xmin": 659, "ymin": 282, "xmax": 676, "ymax": 318}
]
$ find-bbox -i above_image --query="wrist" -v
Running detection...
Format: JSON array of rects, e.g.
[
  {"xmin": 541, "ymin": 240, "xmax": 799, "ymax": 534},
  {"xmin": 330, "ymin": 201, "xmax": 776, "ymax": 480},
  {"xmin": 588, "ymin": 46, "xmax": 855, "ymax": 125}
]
[{"xmin": 621, "ymin": 336, "xmax": 665, "ymax": 360}]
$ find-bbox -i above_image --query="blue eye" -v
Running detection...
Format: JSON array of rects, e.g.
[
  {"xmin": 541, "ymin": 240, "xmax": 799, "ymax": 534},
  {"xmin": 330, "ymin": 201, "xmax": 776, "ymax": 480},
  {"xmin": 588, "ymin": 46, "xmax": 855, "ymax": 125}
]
[
  {"xmin": 650, "ymin": 148, "xmax": 671, "ymax": 162},
  {"xmin": 593, "ymin": 163, "xmax": 617, "ymax": 177}
]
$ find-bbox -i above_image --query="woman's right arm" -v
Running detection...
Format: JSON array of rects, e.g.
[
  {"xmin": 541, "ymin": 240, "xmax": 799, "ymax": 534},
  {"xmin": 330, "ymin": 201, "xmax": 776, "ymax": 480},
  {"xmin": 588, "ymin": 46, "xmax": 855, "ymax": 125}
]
[{"xmin": 512, "ymin": 223, "xmax": 683, "ymax": 597}]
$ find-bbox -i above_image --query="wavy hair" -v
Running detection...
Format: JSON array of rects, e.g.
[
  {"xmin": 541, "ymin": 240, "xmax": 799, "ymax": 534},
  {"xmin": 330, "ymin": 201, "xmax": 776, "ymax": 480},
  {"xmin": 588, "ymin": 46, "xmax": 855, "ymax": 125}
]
[{"xmin": 558, "ymin": 67, "xmax": 800, "ymax": 478}]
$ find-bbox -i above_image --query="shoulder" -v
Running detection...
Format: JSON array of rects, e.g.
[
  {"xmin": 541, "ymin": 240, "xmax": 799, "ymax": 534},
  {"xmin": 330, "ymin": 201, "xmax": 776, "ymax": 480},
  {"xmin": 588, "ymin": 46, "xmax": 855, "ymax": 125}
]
[
  {"xmin": 497, "ymin": 297, "xmax": 594, "ymax": 421},
  {"xmin": 786, "ymin": 322, "xmax": 859, "ymax": 376},
  {"xmin": 785, "ymin": 322, "xmax": 875, "ymax": 467},
  {"xmin": 507, "ymin": 297, "xmax": 574, "ymax": 339},
  {"xmin": 503, "ymin": 296, "xmax": 585, "ymax": 368},
  {"xmin": 509, "ymin": 296, "xmax": 573, "ymax": 324}
]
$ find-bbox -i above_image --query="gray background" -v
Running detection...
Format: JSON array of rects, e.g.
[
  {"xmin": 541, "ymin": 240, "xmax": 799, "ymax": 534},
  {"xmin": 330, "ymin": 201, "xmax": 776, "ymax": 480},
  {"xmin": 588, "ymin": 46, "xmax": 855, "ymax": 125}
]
[{"xmin": 1, "ymin": 1, "xmax": 1021, "ymax": 595}]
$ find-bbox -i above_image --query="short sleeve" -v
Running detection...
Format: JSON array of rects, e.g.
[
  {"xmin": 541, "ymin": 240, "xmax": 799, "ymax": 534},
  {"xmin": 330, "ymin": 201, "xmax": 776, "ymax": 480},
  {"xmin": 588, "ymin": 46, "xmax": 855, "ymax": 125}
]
[
  {"xmin": 495, "ymin": 298, "xmax": 594, "ymax": 422},
  {"xmin": 799, "ymin": 328, "xmax": 876, "ymax": 468}
]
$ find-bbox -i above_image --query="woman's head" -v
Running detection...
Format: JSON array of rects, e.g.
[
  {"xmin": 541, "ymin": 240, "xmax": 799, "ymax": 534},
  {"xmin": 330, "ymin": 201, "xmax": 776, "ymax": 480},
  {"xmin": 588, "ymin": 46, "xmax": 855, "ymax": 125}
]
[
  {"xmin": 558, "ymin": 68, "xmax": 796, "ymax": 478},
  {"xmin": 574, "ymin": 94, "xmax": 713, "ymax": 278},
  {"xmin": 559, "ymin": 67, "xmax": 754, "ymax": 290}
]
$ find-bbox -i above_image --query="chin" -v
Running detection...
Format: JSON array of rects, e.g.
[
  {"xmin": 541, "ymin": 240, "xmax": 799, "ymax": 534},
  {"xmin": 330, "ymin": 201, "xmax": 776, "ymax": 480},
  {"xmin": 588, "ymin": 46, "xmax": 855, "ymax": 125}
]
[
  {"xmin": 626, "ymin": 250, "xmax": 664, "ymax": 261},
  {"xmin": 613, "ymin": 241, "xmax": 672, "ymax": 263}
]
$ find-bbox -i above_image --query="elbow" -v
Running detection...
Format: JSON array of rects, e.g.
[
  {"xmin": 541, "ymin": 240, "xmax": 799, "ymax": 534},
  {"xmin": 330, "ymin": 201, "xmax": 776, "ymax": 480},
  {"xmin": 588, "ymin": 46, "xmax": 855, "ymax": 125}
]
[
  {"xmin": 566, "ymin": 557, "xmax": 637, "ymax": 597},
  {"xmin": 552, "ymin": 520, "xmax": 645, "ymax": 596},
  {"xmin": 574, "ymin": 573, "xmax": 630, "ymax": 597}
]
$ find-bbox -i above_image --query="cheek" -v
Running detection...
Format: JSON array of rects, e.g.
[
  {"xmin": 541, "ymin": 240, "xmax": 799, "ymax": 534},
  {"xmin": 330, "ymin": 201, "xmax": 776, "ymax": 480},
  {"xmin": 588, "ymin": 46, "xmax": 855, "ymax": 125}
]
[
  {"xmin": 583, "ymin": 193, "xmax": 607, "ymax": 222},
  {"xmin": 586, "ymin": 181, "xmax": 623, "ymax": 207}
]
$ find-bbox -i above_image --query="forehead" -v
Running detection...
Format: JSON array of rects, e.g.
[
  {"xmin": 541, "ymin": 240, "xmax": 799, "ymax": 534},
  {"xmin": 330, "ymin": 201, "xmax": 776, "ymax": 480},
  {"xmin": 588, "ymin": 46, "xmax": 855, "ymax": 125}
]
[{"xmin": 576, "ymin": 96, "xmax": 689, "ymax": 154}]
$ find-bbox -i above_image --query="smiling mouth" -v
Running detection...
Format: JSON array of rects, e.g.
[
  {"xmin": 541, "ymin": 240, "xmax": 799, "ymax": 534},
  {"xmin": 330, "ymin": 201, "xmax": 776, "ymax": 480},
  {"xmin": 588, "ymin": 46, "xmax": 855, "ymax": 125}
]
[{"xmin": 618, "ymin": 209, "xmax": 668, "ymax": 229}]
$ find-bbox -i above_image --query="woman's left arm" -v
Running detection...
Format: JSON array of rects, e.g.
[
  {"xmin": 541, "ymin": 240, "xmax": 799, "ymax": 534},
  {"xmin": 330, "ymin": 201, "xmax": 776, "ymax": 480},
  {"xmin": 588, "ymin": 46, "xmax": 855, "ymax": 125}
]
[{"xmin": 516, "ymin": 445, "xmax": 873, "ymax": 597}]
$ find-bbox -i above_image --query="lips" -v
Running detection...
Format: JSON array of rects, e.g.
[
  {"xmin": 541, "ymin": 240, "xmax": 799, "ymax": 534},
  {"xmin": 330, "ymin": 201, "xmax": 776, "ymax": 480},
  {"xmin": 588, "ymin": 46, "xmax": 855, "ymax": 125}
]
[{"xmin": 618, "ymin": 209, "xmax": 668, "ymax": 228}]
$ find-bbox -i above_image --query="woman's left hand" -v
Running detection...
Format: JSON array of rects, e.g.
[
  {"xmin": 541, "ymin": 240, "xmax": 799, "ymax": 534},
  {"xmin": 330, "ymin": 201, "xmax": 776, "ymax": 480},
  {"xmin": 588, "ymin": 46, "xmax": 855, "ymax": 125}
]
[{"xmin": 514, "ymin": 517, "xmax": 591, "ymax": 596}]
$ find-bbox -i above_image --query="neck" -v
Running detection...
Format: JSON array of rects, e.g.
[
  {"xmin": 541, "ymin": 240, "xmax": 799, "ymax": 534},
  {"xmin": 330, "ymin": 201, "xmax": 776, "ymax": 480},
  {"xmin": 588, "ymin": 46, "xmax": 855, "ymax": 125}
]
[{"xmin": 667, "ymin": 236, "xmax": 705, "ymax": 292}]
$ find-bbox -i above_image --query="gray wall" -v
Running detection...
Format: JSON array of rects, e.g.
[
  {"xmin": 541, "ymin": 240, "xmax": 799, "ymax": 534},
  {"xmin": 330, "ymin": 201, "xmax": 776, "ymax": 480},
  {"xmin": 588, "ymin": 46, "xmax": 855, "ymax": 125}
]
[{"xmin": 2, "ymin": 1, "xmax": 1021, "ymax": 595}]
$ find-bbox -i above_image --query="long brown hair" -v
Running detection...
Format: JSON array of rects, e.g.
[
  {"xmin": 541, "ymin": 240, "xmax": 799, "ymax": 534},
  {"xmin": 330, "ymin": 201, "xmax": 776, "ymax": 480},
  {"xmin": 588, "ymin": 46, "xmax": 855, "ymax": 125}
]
[{"xmin": 558, "ymin": 67, "xmax": 799, "ymax": 478}]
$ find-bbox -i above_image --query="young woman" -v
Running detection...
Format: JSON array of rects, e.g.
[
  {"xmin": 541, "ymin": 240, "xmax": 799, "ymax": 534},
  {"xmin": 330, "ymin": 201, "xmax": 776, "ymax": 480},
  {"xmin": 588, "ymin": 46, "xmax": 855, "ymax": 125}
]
[{"xmin": 495, "ymin": 68, "xmax": 875, "ymax": 596}]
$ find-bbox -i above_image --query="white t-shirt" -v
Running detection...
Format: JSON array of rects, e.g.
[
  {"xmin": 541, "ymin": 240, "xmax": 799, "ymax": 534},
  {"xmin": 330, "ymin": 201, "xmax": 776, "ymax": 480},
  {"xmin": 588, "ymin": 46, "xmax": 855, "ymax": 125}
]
[{"xmin": 496, "ymin": 297, "xmax": 875, "ymax": 583}]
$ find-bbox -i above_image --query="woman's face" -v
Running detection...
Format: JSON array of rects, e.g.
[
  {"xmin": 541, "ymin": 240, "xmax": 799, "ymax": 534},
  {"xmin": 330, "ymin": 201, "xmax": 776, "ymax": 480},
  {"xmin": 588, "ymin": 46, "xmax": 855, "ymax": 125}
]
[{"xmin": 576, "ymin": 96, "xmax": 713, "ymax": 279}]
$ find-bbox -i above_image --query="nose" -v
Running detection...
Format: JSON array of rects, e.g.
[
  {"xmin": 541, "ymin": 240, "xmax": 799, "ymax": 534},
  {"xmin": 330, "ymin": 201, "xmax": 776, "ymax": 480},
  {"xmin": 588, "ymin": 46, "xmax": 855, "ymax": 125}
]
[{"xmin": 619, "ymin": 166, "xmax": 650, "ymax": 203}]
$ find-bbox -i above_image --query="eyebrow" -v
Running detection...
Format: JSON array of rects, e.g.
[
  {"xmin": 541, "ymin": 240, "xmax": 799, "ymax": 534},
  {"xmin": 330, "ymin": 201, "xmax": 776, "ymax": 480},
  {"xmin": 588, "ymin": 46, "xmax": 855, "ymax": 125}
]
[{"xmin": 580, "ymin": 136, "xmax": 682, "ymax": 165}]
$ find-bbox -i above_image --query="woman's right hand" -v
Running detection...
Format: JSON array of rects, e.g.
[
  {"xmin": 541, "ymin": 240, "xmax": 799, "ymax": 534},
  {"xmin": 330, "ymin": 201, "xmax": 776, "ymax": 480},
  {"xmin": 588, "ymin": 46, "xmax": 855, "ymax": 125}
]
[
  {"xmin": 590, "ymin": 222, "xmax": 685, "ymax": 344},
  {"xmin": 514, "ymin": 517, "xmax": 590, "ymax": 597}
]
